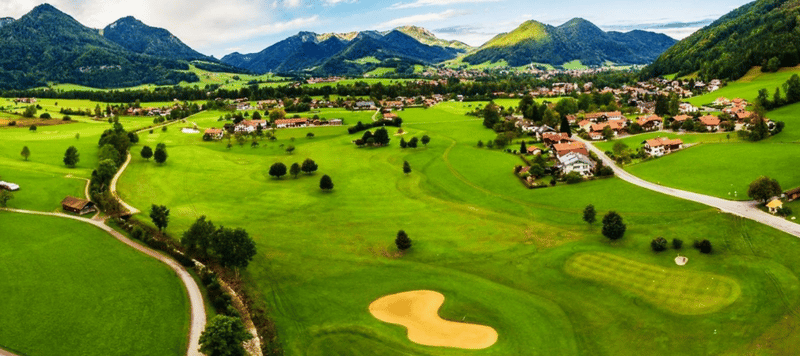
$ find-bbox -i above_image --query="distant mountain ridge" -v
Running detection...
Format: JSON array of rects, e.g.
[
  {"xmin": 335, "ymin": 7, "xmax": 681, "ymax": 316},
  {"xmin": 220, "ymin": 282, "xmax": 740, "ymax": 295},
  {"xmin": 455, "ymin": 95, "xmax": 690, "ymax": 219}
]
[
  {"xmin": 393, "ymin": 26, "xmax": 473, "ymax": 51},
  {"xmin": 463, "ymin": 18, "xmax": 677, "ymax": 67},
  {"xmin": 0, "ymin": 17, "xmax": 13, "ymax": 28},
  {"xmin": 221, "ymin": 27, "xmax": 463, "ymax": 75},
  {"xmin": 642, "ymin": 0, "xmax": 800, "ymax": 80},
  {"xmin": 103, "ymin": 16, "xmax": 212, "ymax": 62},
  {"xmin": 0, "ymin": 4, "xmax": 197, "ymax": 89}
]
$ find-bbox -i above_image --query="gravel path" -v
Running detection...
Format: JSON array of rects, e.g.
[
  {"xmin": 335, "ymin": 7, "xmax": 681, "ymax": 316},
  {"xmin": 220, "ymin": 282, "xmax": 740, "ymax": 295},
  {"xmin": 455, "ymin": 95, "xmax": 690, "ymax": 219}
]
[
  {"xmin": 577, "ymin": 137, "xmax": 800, "ymax": 238},
  {"xmin": 0, "ymin": 208, "xmax": 206, "ymax": 356},
  {"xmin": 110, "ymin": 152, "xmax": 140, "ymax": 215}
]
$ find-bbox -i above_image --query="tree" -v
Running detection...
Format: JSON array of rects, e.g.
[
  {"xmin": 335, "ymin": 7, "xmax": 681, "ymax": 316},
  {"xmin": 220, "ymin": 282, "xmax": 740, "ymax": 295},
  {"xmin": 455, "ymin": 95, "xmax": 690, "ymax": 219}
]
[
  {"xmin": 407, "ymin": 137, "xmax": 419, "ymax": 148},
  {"xmin": 301, "ymin": 158, "xmax": 318, "ymax": 175},
  {"xmin": 63, "ymin": 146, "xmax": 80, "ymax": 168},
  {"xmin": 583, "ymin": 205, "xmax": 596, "ymax": 225},
  {"xmin": 520, "ymin": 141, "xmax": 527, "ymax": 154},
  {"xmin": 565, "ymin": 172, "xmax": 583, "ymax": 184},
  {"xmin": 395, "ymin": 230, "xmax": 412, "ymax": 250},
  {"xmin": 285, "ymin": 145, "xmax": 295, "ymax": 154},
  {"xmin": 154, "ymin": 147, "xmax": 168, "ymax": 165},
  {"xmin": 150, "ymin": 204, "xmax": 170, "ymax": 231},
  {"xmin": 99, "ymin": 144, "xmax": 121, "ymax": 165},
  {"xmin": 0, "ymin": 190, "xmax": 13, "ymax": 207},
  {"xmin": 651, "ymin": 237, "xmax": 668, "ymax": 252},
  {"xmin": 695, "ymin": 239, "xmax": 713, "ymax": 254},
  {"xmin": 212, "ymin": 227, "xmax": 257, "ymax": 272},
  {"xmin": 560, "ymin": 116, "xmax": 571, "ymax": 137},
  {"xmin": 672, "ymin": 238, "xmax": 683, "ymax": 249},
  {"xmin": 482, "ymin": 101, "xmax": 500, "ymax": 129},
  {"xmin": 96, "ymin": 159, "xmax": 119, "ymax": 183},
  {"xmin": 269, "ymin": 162, "xmax": 287, "ymax": 179},
  {"xmin": 612, "ymin": 141, "xmax": 628, "ymax": 156},
  {"xmin": 748, "ymin": 176, "xmax": 782, "ymax": 204},
  {"xmin": 29, "ymin": 125, "xmax": 37, "ymax": 132},
  {"xmin": 269, "ymin": 108, "xmax": 286, "ymax": 122},
  {"xmin": 290, "ymin": 162, "xmax": 301, "ymax": 178},
  {"xmin": 602, "ymin": 211, "xmax": 626, "ymax": 240},
  {"xmin": 141, "ymin": 146, "xmax": 153, "ymax": 160},
  {"xmin": 199, "ymin": 315, "xmax": 252, "ymax": 356},
  {"xmin": 477, "ymin": 140, "xmax": 484, "ymax": 148},
  {"xmin": 421, "ymin": 135, "xmax": 431, "ymax": 147},
  {"xmin": 403, "ymin": 161, "xmax": 411, "ymax": 174},
  {"xmin": 320, "ymin": 174, "xmax": 334, "ymax": 191},
  {"xmin": 400, "ymin": 137, "xmax": 408, "ymax": 148},
  {"xmin": 602, "ymin": 126, "xmax": 614, "ymax": 140},
  {"xmin": 20, "ymin": 146, "xmax": 30, "ymax": 161},
  {"xmin": 373, "ymin": 127, "xmax": 390, "ymax": 146},
  {"xmin": 182, "ymin": 216, "xmax": 216, "ymax": 260}
]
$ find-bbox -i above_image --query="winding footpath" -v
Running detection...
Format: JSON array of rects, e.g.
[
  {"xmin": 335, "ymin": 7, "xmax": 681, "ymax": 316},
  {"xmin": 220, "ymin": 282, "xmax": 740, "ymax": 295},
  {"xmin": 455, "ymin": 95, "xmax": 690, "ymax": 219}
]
[
  {"xmin": 577, "ymin": 137, "xmax": 800, "ymax": 238},
  {"xmin": 110, "ymin": 153, "xmax": 140, "ymax": 215},
  {"xmin": 0, "ymin": 208, "xmax": 206, "ymax": 356}
]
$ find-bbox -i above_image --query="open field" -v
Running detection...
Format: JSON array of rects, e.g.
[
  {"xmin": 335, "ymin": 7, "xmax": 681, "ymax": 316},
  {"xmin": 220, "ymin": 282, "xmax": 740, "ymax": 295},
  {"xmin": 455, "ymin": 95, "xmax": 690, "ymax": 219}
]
[
  {"xmin": 687, "ymin": 66, "xmax": 800, "ymax": 106},
  {"xmin": 117, "ymin": 102, "xmax": 800, "ymax": 355},
  {"xmin": 0, "ymin": 213, "xmax": 189, "ymax": 356}
]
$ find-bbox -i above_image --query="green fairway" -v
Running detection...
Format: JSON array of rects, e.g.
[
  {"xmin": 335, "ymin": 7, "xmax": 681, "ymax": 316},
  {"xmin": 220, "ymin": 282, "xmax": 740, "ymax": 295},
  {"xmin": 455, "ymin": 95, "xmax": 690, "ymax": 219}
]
[
  {"xmin": 566, "ymin": 252, "xmax": 741, "ymax": 315},
  {"xmin": 0, "ymin": 213, "xmax": 189, "ymax": 356},
  {"xmin": 116, "ymin": 102, "xmax": 800, "ymax": 355},
  {"xmin": 687, "ymin": 66, "xmax": 800, "ymax": 106}
]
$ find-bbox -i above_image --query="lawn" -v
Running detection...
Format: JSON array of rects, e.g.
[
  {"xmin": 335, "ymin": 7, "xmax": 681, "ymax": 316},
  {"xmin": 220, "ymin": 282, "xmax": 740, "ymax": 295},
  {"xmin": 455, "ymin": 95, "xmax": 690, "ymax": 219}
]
[
  {"xmin": 0, "ymin": 213, "xmax": 189, "ymax": 356},
  {"xmin": 687, "ymin": 65, "xmax": 800, "ymax": 106},
  {"xmin": 118, "ymin": 103, "xmax": 800, "ymax": 355}
]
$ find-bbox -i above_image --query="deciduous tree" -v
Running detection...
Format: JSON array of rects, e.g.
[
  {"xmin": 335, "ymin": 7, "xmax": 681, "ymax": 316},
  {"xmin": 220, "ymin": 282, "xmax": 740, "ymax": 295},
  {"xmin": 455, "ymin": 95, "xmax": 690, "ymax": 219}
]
[
  {"xmin": 301, "ymin": 158, "xmax": 318, "ymax": 174},
  {"xmin": 290, "ymin": 162, "xmax": 301, "ymax": 178},
  {"xmin": 63, "ymin": 146, "xmax": 80, "ymax": 168},
  {"xmin": 20, "ymin": 146, "xmax": 30, "ymax": 161},
  {"xmin": 154, "ymin": 146, "xmax": 168, "ymax": 165},
  {"xmin": 182, "ymin": 216, "xmax": 216, "ymax": 260},
  {"xmin": 141, "ymin": 145, "xmax": 153, "ymax": 160},
  {"xmin": 199, "ymin": 315, "xmax": 252, "ymax": 356},
  {"xmin": 583, "ymin": 205, "xmax": 596, "ymax": 225},
  {"xmin": 602, "ymin": 211, "xmax": 626, "ymax": 240},
  {"xmin": 748, "ymin": 176, "xmax": 782, "ymax": 204},
  {"xmin": 150, "ymin": 204, "xmax": 170, "ymax": 231},
  {"xmin": 269, "ymin": 162, "xmax": 287, "ymax": 179},
  {"xmin": 320, "ymin": 174, "xmax": 334, "ymax": 191},
  {"xmin": 403, "ymin": 161, "xmax": 411, "ymax": 174}
]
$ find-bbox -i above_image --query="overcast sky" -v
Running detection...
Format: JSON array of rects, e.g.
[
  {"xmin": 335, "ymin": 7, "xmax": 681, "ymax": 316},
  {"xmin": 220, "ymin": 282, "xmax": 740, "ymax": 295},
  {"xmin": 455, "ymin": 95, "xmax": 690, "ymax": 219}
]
[{"xmin": 1, "ymin": 0, "xmax": 751, "ymax": 58}]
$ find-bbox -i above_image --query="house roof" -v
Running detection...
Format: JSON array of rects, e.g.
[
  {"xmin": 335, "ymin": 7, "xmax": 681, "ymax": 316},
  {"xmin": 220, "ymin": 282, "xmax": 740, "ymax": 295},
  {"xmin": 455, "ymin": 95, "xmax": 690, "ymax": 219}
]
[
  {"xmin": 553, "ymin": 142, "xmax": 588, "ymax": 156},
  {"xmin": 275, "ymin": 118, "xmax": 309, "ymax": 124},
  {"xmin": 645, "ymin": 137, "xmax": 683, "ymax": 148},
  {"xmin": 61, "ymin": 196, "xmax": 92, "ymax": 210},
  {"xmin": 699, "ymin": 115, "xmax": 721, "ymax": 126},
  {"xmin": 205, "ymin": 128, "xmax": 223, "ymax": 135},
  {"xmin": 767, "ymin": 199, "xmax": 783, "ymax": 208},
  {"xmin": 590, "ymin": 121, "xmax": 623, "ymax": 132},
  {"xmin": 785, "ymin": 187, "xmax": 800, "ymax": 195},
  {"xmin": 637, "ymin": 115, "xmax": 662, "ymax": 125},
  {"xmin": 558, "ymin": 152, "xmax": 595, "ymax": 167},
  {"xmin": 673, "ymin": 115, "xmax": 690, "ymax": 122},
  {"xmin": 542, "ymin": 132, "xmax": 571, "ymax": 142}
]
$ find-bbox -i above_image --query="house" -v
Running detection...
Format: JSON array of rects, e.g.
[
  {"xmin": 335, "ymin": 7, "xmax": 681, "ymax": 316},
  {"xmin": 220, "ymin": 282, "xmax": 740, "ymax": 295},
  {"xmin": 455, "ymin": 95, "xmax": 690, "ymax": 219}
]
[
  {"xmin": 672, "ymin": 115, "xmax": 691, "ymax": 123},
  {"xmin": 679, "ymin": 103, "xmax": 698, "ymax": 113},
  {"xmin": 590, "ymin": 121, "xmax": 624, "ymax": 139},
  {"xmin": 785, "ymin": 187, "xmax": 800, "ymax": 201},
  {"xmin": 61, "ymin": 196, "xmax": 96, "ymax": 215},
  {"xmin": 713, "ymin": 97, "xmax": 730, "ymax": 106},
  {"xmin": 0, "ymin": 181, "xmax": 20, "ymax": 191},
  {"xmin": 275, "ymin": 118, "xmax": 309, "ymax": 128},
  {"xmin": 328, "ymin": 119, "xmax": 343, "ymax": 126},
  {"xmin": 637, "ymin": 115, "xmax": 663, "ymax": 131},
  {"xmin": 354, "ymin": 101, "xmax": 376, "ymax": 110},
  {"xmin": 204, "ymin": 128, "xmax": 224, "ymax": 140},
  {"xmin": 767, "ymin": 199, "xmax": 783, "ymax": 214},
  {"xmin": 557, "ymin": 152, "xmax": 596, "ymax": 176},
  {"xmin": 644, "ymin": 137, "xmax": 684, "ymax": 157},
  {"xmin": 383, "ymin": 113, "xmax": 398, "ymax": 121},
  {"xmin": 699, "ymin": 115, "xmax": 721, "ymax": 131},
  {"xmin": 542, "ymin": 132, "xmax": 572, "ymax": 147},
  {"xmin": 526, "ymin": 146, "xmax": 542, "ymax": 155},
  {"xmin": 553, "ymin": 142, "xmax": 589, "ymax": 157},
  {"xmin": 578, "ymin": 120, "xmax": 592, "ymax": 132},
  {"xmin": 522, "ymin": 124, "xmax": 556, "ymax": 139}
]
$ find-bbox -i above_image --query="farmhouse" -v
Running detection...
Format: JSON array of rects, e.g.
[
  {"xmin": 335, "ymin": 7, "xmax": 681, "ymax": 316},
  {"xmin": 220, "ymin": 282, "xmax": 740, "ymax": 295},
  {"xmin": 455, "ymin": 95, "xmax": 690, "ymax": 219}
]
[
  {"xmin": 526, "ymin": 146, "xmax": 542, "ymax": 155},
  {"xmin": 275, "ymin": 118, "xmax": 309, "ymax": 128},
  {"xmin": 589, "ymin": 121, "xmax": 624, "ymax": 139},
  {"xmin": 383, "ymin": 113, "xmax": 398, "ymax": 121},
  {"xmin": 542, "ymin": 132, "xmax": 572, "ymax": 147},
  {"xmin": 672, "ymin": 115, "xmax": 690, "ymax": 123},
  {"xmin": 644, "ymin": 137, "xmax": 684, "ymax": 157},
  {"xmin": 0, "ymin": 181, "xmax": 20, "ymax": 191},
  {"xmin": 699, "ymin": 115, "xmax": 721, "ymax": 131},
  {"xmin": 767, "ymin": 199, "xmax": 783, "ymax": 214},
  {"xmin": 785, "ymin": 187, "xmax": 800, "ymax": 201},
  {"xmin": 354, "ymin": 101, "xmax": 376, "ymax": 111},
  {"xmin": 637, "ymin": 115, "xmax": 663, "ymax": 131},
  {"xmin": 557, "ymin": 152, "xmax": 595, "ymax": 176},
  {"xmin": 61, "ymin": 196, "xmax": 96, "ymax": 215},
  {"xmin": 204, "ymin": 128, "xmax": 224, "ymax": 140},
  {"xmin": 236, "ymin": 120, "xmax": 267, "ymax": 133},
  {"xmin": 553, "ymin": 142, "xmax": 589, "ymax": 157}
]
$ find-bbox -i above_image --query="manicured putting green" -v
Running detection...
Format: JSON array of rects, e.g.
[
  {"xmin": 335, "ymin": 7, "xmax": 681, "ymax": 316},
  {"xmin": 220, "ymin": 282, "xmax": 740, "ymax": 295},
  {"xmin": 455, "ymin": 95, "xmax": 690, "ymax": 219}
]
[{"xmin": 565, "ymin": 252, "xmax": 741, "ymax": 315}]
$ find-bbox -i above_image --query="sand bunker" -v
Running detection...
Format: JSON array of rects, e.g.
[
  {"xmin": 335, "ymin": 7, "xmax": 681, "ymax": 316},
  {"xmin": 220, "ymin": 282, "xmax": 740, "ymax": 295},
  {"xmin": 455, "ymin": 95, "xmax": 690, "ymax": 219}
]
[
  {"xmin": 675, "ymin": 256, "xmax": 688, "ymax": 266},
  {"xmin": 368, "ymin": 290, "xmax": 498, "ymax": 349}
]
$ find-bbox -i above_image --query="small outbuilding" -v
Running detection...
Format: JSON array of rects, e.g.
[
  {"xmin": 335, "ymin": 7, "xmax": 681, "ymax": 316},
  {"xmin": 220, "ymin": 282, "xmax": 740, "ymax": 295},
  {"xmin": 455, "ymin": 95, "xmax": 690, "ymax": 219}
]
[
  {"xmin": 61, "ymin": 196, "xmax": 96, "ymax": 215},
  {"xmin": 0, "ymin": 181, "xmax": 20, "ymax": 191},
  {"xmin": 767, "ymin": 199, "xmax": 783, "ymax": 214},
  {"xmin": 785, "ymin": 187, "xmax": 800, "ymax": 201}
]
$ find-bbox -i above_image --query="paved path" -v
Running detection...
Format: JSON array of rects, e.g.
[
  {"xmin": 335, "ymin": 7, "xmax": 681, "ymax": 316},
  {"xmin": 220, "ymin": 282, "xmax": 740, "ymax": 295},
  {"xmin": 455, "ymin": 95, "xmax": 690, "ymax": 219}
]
[
  {"xmin": 0, "ymin": 208, "xmax": 206, "ymax": 356},
  {"xmin": 577, "ymin": 137, "xmax": 800, "ymax": 238}
]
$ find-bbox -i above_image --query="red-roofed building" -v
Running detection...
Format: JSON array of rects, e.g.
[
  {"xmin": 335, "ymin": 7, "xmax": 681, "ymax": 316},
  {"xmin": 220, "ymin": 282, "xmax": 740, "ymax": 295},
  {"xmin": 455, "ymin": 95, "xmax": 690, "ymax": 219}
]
[
  {"xmin": 542, "ymin": 132, "xmax": 572, "ymax": 147},
  {"xmin": 204, "ymin": 128, "xmax": 224, "ymax": 140},
  {"xmin": 644, "ymin": 137, "xmax": 683, "ymax": 157},
  {"xmin": 699, "ymin": 115, "xmax": 721, "ymax": 131},
  {"xmin": 637, "ymin": 115, "xmax": 663, "ymax": 131},
  {"xmin": 275, "ymin": 118, "xmax": 309, "ymax": 128},
  {"xmin": 553, "ymin": 142, "xmax": 589, "ymax": 157}
]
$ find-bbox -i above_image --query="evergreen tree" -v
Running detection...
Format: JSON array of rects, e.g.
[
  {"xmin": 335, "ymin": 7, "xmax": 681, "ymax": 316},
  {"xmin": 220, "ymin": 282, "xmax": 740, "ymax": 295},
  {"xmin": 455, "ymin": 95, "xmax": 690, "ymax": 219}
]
[
  {"xmin": 63, "ymin": 146, "xmax": 80, "ymax": 168},
  {"xmin": 560, "ymin": 116, "xmax": 571, "ymax": 137},
  {"xmin": 520, "ymin": 141, "xmax": 527, "ymax": 154},
  {"xmin": 583, "ymin": 205, "xmax": 596, "ymax": 225},
  {"xmin": 400, "ymin": 137, "xmax": 408, "ymax": 148},
  {"xmin": 395, "ymin": 230, "xmax": 412, "ymax": 250},
  {"xmin": 403, "ymin": 161, "xmax": 411, "ymax": 174}
]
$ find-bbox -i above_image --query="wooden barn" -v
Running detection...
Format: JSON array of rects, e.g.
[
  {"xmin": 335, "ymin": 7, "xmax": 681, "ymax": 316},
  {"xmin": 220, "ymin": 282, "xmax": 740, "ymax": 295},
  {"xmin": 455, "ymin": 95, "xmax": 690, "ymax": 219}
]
[
  {"xmin": 786, "ymin": 187, "xmax": 800, "ymax": 201},
  {"xmin": 61, "ymin": 196, "xmax": 96, "ymax": 215}
]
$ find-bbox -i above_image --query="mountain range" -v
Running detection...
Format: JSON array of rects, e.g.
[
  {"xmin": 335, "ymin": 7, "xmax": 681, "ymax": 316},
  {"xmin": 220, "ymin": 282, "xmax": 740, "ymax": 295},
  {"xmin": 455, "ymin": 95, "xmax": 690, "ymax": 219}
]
[
  {"xmin": 642, "ymin": 0, "xmax": 800, "ymax": 80},
  {"xmin": 462, "ymin": 18, "xmax": 677, "ymax": 67}
]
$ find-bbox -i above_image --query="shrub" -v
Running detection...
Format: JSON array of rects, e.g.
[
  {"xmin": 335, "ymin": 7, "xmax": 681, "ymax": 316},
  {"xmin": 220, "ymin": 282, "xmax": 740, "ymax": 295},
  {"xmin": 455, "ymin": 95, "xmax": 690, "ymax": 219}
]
[
  {"xmin": 564, "ymin": 172, "xmax": 584, "ymax": 184},
  {"xmin": 29, "ymin": 125, "xmax": 37, "ymax": 131},
  {"xmin": 777, "ymin": 207, "xmax": 793, "ymax": 217},
  {"xmin": 672, "ymin": 238, "xmax": 683, "ymax": 249},
  {"xmin": 162, "ymin": 126, "xmax": 168, "ymax": 132},
  {"xmin": 131, "ymin": 226, "xmax": 147, "ymax": 241},
  {"xmin": 651, "ymin": 237, "xmax": 668, "ymax": 252},
  {"xmin": 693, "ymin": 239, "xmax": 713, "ymax": 254},
  {"xmin": 395, "ymin": 230, "xmax": 412, "ymax": 250},
  {"xmin": 8, "ymin": 121, "xmax": 15, "ymax": 126},
  {"xmin": 40, "ymin": 113, "xmax": 51, "ymax": 119},
  {"xmin": 62, "ymin": 116, "xmax": 72, "ymax": 121}
]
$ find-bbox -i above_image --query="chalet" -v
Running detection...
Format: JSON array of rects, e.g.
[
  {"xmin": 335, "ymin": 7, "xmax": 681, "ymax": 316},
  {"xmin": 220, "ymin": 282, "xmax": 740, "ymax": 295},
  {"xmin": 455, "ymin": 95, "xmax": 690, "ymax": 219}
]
[
  {"xmin": 644, "ymin": 137, "xmax": 683, "ymax": 157},
  {"xmin": 637, "ymin": 115, "xmax": 663, "ymax": 131},
  {"xmin": 557, "ymin": 152, "xmax": 595, "ymax": 176},
  {"xmin": 61, "ymin": 196, "xmax": 96, "ymax": 215},
  {"xmin": 235, "ymin": 120, "xmax": 267, "ymax": 133},
  {"xmin": 578, "ymin": 120, "xmax": 592, "ymax": 132},
  {"xmin": 553, "ymin": 142, "xmax": 589, "ymax": 157},
  {"xmin": 382, "ymin": 101, "xmax": 404, "ymax": 109},
  {"xmin": 785, "ymin": 187, "xmax": 800, "ymax": 201},
  {"xmin": 672, "ymin": 115, "xmax": 690, "ymax": 123},
  {"xmin": 275, "ymin": 118, "xmax": 309, "ymax": 128},
  {"xmin": 522, "ymin": 124, "xmax": 556, "ymax": 139},
  {"xmin": 0, "ymin": 181, "xmax": 20, "ymax": 191},
  {"xmin": 542, "ymin": 132, "xmax": 572, "ymax": 147},
  {"xmin": 526, "ymin": 146, "xmax": 542, "ymax": 155},
  {"xmin": 204, "ymin": 128, "xmax": 224, "ymax": 140},
  {"xmin": 354, "ymin": 101, "xmax": 376, "ymax": 111},
  {"xmin": 699, "ymin": 115, "xmax": 721, "ymax": 131},
  {"xmin": 767, "ymin": 199, "xmax": 783, "ymax": 214},
  {"xmin": 713, "ymin": 97, "xmax": 730, "ymax": 106},
  {"xmin": 590, "ymin": 121, "xmax": 624, "ymax": 139},
  {"xmin": 383, "ymin": 113, "xmax": 399, "ymax": 121}
]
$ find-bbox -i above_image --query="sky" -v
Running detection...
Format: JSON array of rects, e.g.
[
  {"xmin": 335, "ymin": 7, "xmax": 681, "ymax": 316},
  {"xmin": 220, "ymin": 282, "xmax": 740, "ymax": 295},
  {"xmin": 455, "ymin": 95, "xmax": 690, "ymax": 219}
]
[{"xmin": 1, "ymin": 0, "xmax": 752, "ymax": 58}]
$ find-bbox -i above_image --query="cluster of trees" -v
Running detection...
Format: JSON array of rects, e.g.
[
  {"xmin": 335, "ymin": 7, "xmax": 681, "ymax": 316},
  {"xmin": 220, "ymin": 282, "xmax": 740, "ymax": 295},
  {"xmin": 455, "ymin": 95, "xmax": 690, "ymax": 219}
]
[
  {"xmin": 181, "ymin": 215, "xmax": 258, "ymax": 273},
  {"xmin": 755, "ymin": 74, "xmax": 800, "ymax": 112},
  {"xmin": 583, "ymin": 206, "xmax": 626, "ymax": 240},
  {"xmin": 651, "ymin": 237, "xmax": 683, "ymax": 252},
  {"xmin": 748, "ymin": 176, "xmax": 782, "ymax": 204},
  {"xmin": 347, "ymin": 119, "xmax": 402, "ymax": 135},
  {"xmin": 355, "ymin": 128, "xmax": 391, "ymax": 147},
  {"xmin": 399, "ymin": 135, "xmax": 430, "ymax": 149},
  {"xmin": 269, "ymin": 158, "xmax": 318, "ymax": 179}
]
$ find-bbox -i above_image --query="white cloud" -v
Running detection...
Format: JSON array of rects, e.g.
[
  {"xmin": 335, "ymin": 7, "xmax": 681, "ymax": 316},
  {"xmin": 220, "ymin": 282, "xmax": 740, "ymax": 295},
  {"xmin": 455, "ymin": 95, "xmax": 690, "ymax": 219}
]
[
  {"xmin": 389, "ymin": 0, "xmax": 499, "ymax": 10},
  {"xmin": 323, "ymin": 0, "xmax": 357, "ymax": 4},
  {"xmin": 647, "ymin": 27, "xmax": 703, "ymax": 40},
  {"xmin": 383, "ymin": 9, "xmax": 466, "ymax": 28},
  {"xmin": 285, "ymin": 0, "xmax": 302, "ymax": 8}
]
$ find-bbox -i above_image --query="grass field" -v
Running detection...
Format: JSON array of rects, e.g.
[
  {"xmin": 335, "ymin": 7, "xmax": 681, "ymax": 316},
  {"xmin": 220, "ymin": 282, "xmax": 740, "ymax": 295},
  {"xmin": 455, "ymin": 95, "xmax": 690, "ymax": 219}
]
[
  {"xmin": 116, "ymin": 101, "xmax": 800, "ymax": 355},
  {"xmin": 0, "ymin": 213, "xmax": 189, "ymax": 356},
  {"xmin": 561, "ymin": 60, "xmax": 587, "ymax": 70},
  {"xmin": 687, "ymin": 66, "xmax": 800, "ymax": 106}
]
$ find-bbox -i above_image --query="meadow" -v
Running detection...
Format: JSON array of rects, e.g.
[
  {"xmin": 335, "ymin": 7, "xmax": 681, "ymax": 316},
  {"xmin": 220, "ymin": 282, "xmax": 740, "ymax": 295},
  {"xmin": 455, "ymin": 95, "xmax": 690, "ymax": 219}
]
[
  {"xmin": 0, "ymin": 213, "xmax": 189, "ymax": 356},
  {"xmin": 115, "ymin": 101, "xmax": 800, "ymax": 355}
]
